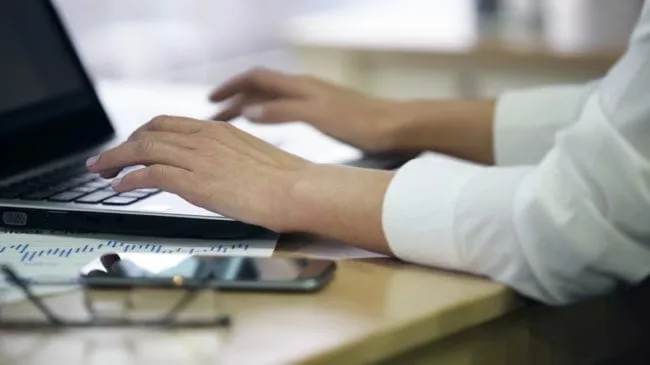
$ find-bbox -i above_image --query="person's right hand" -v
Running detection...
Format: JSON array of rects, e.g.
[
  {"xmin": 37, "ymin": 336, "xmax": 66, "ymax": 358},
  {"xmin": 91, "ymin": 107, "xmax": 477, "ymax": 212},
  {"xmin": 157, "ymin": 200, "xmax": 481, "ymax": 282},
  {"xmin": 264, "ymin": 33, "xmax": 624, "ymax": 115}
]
[{"xmin": 209, "ymin": 67, "xmax": 403, "ymax": 152}]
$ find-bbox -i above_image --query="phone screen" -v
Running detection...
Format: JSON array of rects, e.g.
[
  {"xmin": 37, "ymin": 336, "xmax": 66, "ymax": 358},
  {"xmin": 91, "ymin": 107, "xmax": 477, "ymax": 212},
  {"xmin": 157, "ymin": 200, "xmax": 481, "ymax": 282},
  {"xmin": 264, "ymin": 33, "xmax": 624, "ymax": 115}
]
[{"xmin": 77, "ymin": 253, "xmax": 335, "ymax": 291}]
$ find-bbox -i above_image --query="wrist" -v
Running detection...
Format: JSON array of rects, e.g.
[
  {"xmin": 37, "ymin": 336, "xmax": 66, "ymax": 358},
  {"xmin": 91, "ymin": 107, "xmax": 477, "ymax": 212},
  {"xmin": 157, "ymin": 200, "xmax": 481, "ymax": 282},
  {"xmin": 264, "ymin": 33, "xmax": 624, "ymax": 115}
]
[
  {"xmin": 284, "ymin": 163, "xmax": 394, "ymax": 255},
  {"xmin": 378, "ymin": 99, "xmax": 451, "ymax": 151},
  {"xmin": 389, "ymin": 99, "xmax": 496, "ymax": 164},
  {"xmin": 361, "ymin": 98, "xmax": 412, "ymax": 152}
]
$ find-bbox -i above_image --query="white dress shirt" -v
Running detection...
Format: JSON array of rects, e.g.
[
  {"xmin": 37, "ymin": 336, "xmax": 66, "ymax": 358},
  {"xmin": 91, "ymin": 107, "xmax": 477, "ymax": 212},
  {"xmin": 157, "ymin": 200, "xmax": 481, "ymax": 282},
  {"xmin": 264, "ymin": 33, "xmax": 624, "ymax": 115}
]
[{"xmin": 382, "ymin": 2, "xmax": 650, "ymax": 305}]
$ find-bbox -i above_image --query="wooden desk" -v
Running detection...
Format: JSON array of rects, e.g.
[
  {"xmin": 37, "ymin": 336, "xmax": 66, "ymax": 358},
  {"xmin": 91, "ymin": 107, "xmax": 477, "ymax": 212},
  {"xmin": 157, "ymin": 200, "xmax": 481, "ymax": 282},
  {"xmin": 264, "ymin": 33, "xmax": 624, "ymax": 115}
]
[
  {"xmin": 0, "ymin": 235, "xmax": 524, "ymax": 365},
  {"xmin": 3, "ymin": 237, "xmax": 650, "ymax": 365}
]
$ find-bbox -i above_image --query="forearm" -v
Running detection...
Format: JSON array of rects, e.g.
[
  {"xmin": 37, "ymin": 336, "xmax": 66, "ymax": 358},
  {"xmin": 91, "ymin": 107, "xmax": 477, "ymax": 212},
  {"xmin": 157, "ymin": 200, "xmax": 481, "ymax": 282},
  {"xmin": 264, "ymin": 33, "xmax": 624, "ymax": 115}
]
[
  {"xmin": 389, "ymin": 99, "xmax": 496, "ymax": 165},
  {"xmin": 280, "ymin": 97, "xmax": 495, "ymax": 253},
  {"xmin": 286, "ymin": 163, "xmax": 394, "ymax": 255}
]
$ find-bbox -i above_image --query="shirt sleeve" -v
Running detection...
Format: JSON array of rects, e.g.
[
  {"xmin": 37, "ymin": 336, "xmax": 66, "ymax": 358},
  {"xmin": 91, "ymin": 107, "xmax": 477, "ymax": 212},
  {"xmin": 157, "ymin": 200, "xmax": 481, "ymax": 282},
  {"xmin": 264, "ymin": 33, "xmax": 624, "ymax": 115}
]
[
  {"xmin": 382, "ymin": 2, "xmax": 650, "ymax": 305},
  {"xmin": 494, "ymin": 82, "xmax": 597, "ymax": 166}
]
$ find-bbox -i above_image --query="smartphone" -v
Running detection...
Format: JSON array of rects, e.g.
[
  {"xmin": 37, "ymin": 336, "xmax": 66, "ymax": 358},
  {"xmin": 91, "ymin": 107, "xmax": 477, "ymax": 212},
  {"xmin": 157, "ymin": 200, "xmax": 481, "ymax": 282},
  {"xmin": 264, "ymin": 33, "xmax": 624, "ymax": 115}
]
[{"xmin": 77, "ymin": 253, "xmax": 336, "ymax": 292}]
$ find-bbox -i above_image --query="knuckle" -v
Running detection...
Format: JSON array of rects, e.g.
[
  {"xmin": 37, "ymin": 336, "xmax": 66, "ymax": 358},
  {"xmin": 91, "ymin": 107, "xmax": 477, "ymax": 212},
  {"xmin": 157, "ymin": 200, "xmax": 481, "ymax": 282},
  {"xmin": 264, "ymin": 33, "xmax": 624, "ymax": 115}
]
[
  {"xmin": 248, "ymin": 66, "xmax": 273, "ymax": 83},
  {"xmin": 248, "ymin": 66, "xmax": 268, "ymax": 77},
  {"xmin": 128, "ymin": 130, "xmax": 141, "ymax": 141},
  {"xmin": 134, "ymin": 139, "xmax": 157, "ymax": 155},
  {"xmin": 295, "ymin": 74, "xmax": 320, "ymax": 93},
  {"xmin": 142, "ymin": 165, "xmax": 166, "ymax": 183},
  {"xmin": 149, "ymin": 115, "xmax": 172, "ymax": 128},
  {"xmin": 152, "ymin": 114, "xmax": 172, "ymax": 123},
  {"xmin": 129, "ymin": 129, "xmax": 148, "ymax": 141}
]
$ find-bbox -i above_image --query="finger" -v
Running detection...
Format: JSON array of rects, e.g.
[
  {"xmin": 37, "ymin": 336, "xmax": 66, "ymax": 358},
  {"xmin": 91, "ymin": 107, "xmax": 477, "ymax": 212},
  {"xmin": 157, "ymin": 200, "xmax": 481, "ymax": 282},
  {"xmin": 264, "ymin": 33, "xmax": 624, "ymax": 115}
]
[
  {"xmin": 97, "ymin": 165, "xmax": 138, "ymax": 180},
  {"xmin": 241, "ymin": 100, "xmax": 312, "ymax": 124},
  {"xmin": 209, "ymin": 67, "xmax": 307, "ymax": 102},
  {"xmin": 100, "ymin": 130, "xmax": 204, "ymax": 179},
  {"xmin": 212, "ymin": 95, "xmax": 246, "ymax": 121},
  {"xmin": 112, "ymin": 164, "xmax": 203, "ymax": 205},
  {"xmin": 128, "ymin": 130, "xmax": 202, "ymax": 150},
  {"xmin": 132, "ymin": 115, "xmax": 208, "ymax": 137},
  {"xmin": 211, "ymin": 91, "xmax": 269, "ymax": 121},
  {"xmin": 87, "ymin": 140, "xmax": 196, "ymax": 178}
]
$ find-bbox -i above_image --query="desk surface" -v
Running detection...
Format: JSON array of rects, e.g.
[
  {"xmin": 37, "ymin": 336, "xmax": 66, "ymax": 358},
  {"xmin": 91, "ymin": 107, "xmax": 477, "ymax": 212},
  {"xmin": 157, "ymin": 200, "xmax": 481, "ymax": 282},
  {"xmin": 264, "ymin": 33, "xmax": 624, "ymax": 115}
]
[{"xmin": 0, "ymin": 235, "xmax": 522, "ymax": 365}]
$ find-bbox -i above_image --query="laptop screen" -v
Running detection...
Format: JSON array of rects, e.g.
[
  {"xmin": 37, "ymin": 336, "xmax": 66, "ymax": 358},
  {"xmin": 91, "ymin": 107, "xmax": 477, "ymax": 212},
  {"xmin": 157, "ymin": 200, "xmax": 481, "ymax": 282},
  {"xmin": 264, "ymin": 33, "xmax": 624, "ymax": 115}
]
[{"xmin": 0, "ymin": 1, "xmax": 114, "ymax": 181}]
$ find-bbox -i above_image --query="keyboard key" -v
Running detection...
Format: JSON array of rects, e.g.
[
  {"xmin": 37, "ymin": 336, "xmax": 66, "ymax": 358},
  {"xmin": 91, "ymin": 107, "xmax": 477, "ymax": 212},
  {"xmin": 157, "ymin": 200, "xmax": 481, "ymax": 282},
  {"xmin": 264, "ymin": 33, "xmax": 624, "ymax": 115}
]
[
  {"xmin": 0, "ymin": 189, "xmax": 14, "ymax": 199},
  {"xmin": 137, "ymin": 188, "xmax": 160, "ymax": 194},
  {"xmin": 118, "ymin": 190, "xmax": 150, "ymax": 199},
  {"xmin": 75, "ymin": 190, "xmax": 117, "ymax": 204},
  {"xmin": 72, "ymin": 185, "xmax": 100, "ymax": 193},
  {"xmin": 1, "ymin": 182, "xmax": 39, "ymax": 199},
  {"xmin": 49, "ymin": 180, "xmax": 84, "ymax": 192},
  {"xmin": 49, "ymin": 174, "xmax": 96, "ymax": 192},
  {"xmin": 2, "ymin": 163, "xmax": 90, "ymax": 200},
  {"xmin": 48, "ymin": 191, "xmax": 89, "ymax": 202},
  {"xmin": 69, "ymin": 173, "xmax": 97, "ymax": 185},
  {"xmin": 102, "ymin": 196, "xmax": 139, "ymax": 206},
  {"xmin": 21, "ymin": 188, "xmax": 63, "ymax": 200},
  {"xmin": 0, "ymin": 187, "xmax": 21, "ymax": 199},
  {"xmin": 83, "ymin": 179, "xmax": 111, "ymax": 189}
]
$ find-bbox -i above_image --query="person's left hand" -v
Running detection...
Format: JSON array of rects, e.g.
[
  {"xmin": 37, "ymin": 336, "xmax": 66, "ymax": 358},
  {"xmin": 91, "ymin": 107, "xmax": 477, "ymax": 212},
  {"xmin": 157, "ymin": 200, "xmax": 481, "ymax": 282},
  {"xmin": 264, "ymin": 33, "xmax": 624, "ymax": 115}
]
[{"xmin": 85, "ymin": 115, "xmax": 310, "ymax": 231}]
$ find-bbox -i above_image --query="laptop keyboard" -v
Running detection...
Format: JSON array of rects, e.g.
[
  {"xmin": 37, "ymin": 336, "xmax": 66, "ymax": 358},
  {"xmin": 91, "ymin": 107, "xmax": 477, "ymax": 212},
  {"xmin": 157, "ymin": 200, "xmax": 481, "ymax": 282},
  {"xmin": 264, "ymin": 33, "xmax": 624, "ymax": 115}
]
[{"xmin": 0, "ymin": 163, "xmax": 160, "ymax": 206}]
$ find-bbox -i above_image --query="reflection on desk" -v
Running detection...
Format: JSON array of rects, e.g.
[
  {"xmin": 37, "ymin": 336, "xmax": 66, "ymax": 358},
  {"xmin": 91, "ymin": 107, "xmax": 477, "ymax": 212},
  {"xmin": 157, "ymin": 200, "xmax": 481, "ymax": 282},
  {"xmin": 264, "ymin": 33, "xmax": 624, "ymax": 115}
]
[
  {"xmin": 3, "ymin": 235, "xmax": 650, "ymax": 364},
  {"xmin": 0, "ymin": 235, "xmax": 522, "ymax": 365}
]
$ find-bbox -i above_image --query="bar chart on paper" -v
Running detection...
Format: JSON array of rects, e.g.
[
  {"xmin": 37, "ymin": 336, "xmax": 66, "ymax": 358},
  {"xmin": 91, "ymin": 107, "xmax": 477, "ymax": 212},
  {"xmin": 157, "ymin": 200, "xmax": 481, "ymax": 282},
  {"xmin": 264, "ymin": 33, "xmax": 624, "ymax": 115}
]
[
  {"xmin": 1, "ymin": 240, "xmax": 256, "ymax": 265},
  {"xmin": 0, "ymin": 231, "xmax": 278, "ymax": 303}
]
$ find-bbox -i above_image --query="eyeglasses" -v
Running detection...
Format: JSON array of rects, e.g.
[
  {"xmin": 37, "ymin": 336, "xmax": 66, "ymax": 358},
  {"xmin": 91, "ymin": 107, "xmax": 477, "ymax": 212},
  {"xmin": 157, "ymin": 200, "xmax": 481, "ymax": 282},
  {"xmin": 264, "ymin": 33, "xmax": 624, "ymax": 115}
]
[{"xmin": 0, "ymin": 264, "xmax": 231, "ymax": 329}]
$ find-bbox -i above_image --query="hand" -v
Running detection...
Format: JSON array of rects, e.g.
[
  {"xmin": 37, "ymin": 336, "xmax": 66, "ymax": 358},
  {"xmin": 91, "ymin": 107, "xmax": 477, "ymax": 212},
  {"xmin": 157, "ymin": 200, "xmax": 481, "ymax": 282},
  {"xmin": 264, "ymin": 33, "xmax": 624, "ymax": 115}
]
[
  {"xmin": 86, "ymin": 115, "xmax": 394, "ymax": 255},
  {"xmin": 210, "ymin": 67, "xmax": 403, "ymax": 152},
  {"xmin": 86, "ymin": 115, "xmax": 310, "ymax": 232}
]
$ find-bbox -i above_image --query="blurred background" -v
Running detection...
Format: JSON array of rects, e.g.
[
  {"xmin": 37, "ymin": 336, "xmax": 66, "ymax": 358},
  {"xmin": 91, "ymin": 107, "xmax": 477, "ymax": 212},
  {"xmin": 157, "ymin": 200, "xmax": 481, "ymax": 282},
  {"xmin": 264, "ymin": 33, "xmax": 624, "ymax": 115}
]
[{"xmin": 52, "ymin": 0, "xmax": 644, "ymax": 99}]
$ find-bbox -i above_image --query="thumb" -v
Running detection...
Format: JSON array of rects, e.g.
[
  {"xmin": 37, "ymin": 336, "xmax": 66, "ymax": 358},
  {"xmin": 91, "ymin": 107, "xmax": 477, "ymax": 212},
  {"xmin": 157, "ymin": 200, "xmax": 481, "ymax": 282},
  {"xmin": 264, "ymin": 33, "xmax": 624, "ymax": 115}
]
[{"xmin": 242, "ymin": 100, "xmax": 312, "ymax": 124}]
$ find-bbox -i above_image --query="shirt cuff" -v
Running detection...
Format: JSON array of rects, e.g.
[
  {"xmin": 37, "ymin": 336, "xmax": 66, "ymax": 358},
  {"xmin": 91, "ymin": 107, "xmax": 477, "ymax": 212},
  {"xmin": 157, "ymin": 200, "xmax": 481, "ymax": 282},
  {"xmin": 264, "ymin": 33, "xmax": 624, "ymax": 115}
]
[
  {"xmin": 382, "ymin": 154, "xmax": 485, "ymax": 269},
  {"xmin": 494, "ymin": 83, "xmax": 595, "ymax": 166}
]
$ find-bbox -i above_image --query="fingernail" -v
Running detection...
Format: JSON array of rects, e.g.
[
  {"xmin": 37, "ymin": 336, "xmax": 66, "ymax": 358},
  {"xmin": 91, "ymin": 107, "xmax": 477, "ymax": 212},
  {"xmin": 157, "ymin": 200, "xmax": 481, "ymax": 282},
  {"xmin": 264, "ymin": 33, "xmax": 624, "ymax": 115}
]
[
  {"xmin": 111, "ymin": 178, "xmax": 122, "ymax": 188},
  {"xmin": 86, "ymin": 155, "xmax": 99, "ymax": 167},
  {"xmin": 242, "ymin": 105, "xmax": 263, "ymax": 121}
]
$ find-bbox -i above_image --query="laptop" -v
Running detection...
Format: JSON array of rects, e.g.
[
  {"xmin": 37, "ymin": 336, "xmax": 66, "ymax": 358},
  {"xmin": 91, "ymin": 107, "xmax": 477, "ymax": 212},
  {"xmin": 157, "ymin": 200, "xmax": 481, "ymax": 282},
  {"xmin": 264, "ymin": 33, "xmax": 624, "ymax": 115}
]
[{"xmin": 0, "ymin": 1, "xmax": 409, "ymax": 239}]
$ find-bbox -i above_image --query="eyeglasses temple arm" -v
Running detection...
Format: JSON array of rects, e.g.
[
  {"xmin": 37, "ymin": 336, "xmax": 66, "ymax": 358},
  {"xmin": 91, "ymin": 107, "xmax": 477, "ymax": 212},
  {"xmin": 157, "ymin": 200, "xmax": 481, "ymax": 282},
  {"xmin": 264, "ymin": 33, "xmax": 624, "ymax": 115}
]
[{"xmin": 1, "ymin": 265, "xmax": 65, "ymax": 326}]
